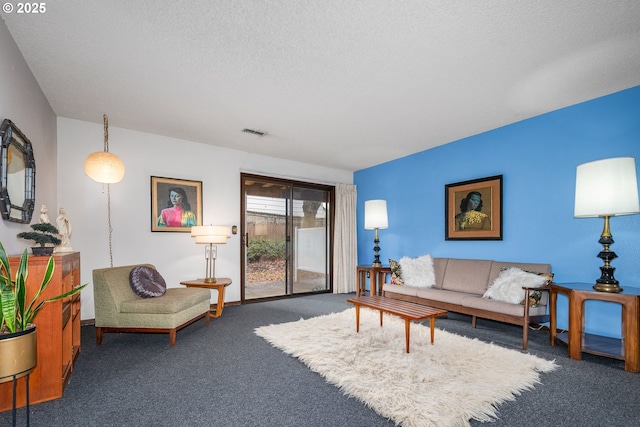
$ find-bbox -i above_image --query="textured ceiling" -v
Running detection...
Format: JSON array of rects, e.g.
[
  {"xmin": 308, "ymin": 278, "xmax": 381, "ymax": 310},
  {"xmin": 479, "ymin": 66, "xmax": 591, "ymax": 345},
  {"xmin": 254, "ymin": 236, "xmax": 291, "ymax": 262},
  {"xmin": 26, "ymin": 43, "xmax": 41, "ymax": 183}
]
[{"xmin": 3, "ymin": 1, "xmax": 640, "ymax": 171}]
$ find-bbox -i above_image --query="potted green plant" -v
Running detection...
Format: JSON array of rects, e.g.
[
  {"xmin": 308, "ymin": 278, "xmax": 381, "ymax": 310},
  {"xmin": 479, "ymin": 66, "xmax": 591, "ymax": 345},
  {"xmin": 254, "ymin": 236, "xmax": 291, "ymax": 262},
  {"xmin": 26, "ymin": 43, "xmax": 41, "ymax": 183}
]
[
  {"xmin": 0, "ymin": 241, "xmax": 87, "ymax": 382},
  {"xmin": 17, "ymin": 223, "xmax": 62, "ymax": 256}
]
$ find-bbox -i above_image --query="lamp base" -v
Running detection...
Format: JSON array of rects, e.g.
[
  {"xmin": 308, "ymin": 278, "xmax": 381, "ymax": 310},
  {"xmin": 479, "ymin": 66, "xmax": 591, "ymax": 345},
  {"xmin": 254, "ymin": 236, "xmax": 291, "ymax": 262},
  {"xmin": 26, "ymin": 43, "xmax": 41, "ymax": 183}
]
[
  {"xmin": 592, "ymin": 216, "xmax": 622, "ymax": 293},
  {"xmin": 371, "ymin": 228, "xmax": 383, "ymax": 269},
  {"xmin": 593, "ymin": 282, "xmax": 623, "ymax": 293},
  {"xmin": 594, "ymin": 264, "xmax": 622, "ymax": 292},
  {"xmin": 202, "ymin": 243, "xmax": 217, "ymax": 284}
]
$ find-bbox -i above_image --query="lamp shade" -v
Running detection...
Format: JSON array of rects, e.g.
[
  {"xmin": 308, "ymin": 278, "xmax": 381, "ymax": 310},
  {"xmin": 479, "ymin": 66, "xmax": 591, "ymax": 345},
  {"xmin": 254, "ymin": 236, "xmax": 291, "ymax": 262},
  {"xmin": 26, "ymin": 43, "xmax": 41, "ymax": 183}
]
[
  {"xmin": 194, "ymin": 235, "xmax": 229, "ymax": 244},
  {"xmin": 575, "ymin": 157, "xmax": 640, "ymax": 218},
  {"xmin": 84, "ymin": 151, "xmax": 126, "ymax": 183},
  {"xmin": 364, "ymin": 200, "xmax": 388, "ymax": 229},
  {"xmin": 191, "ymin": 225, "xmax": 231, "ymax": 244}
]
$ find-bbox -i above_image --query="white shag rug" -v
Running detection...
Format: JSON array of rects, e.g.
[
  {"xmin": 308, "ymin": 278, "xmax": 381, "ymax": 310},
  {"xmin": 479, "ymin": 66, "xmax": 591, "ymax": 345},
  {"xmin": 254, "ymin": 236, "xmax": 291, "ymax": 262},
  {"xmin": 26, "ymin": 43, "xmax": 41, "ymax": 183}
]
[{"xmin": 255, "ymin": 308, "xmax": 557, "ymax": 427}]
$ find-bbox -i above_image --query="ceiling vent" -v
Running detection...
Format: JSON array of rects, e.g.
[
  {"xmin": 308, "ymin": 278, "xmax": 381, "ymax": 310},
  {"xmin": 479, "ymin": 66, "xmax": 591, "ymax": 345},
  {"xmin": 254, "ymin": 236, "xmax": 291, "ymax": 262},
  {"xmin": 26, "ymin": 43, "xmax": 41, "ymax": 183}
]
[{"xmin": 242, "ymin": 128, "xmax": 266, "ymax": 136}]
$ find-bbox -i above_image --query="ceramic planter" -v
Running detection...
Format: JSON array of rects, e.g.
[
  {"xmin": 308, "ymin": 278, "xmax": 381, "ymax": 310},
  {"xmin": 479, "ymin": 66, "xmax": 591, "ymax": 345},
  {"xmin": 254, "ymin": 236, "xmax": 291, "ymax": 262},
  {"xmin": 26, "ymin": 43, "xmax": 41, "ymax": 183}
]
[
  {"xmin": 0, "ymin": 326, "xmax": 37, "ymax": 383},
  {"xmin": 31, "ymin": 246, "xmax": 54, "ymax": 256}
]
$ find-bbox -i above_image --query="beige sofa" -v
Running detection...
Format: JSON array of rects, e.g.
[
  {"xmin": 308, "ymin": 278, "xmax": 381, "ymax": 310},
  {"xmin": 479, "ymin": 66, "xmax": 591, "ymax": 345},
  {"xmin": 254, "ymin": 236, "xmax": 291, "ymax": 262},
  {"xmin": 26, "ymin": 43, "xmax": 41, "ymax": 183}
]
[
  {"xmin": 382, "ymin": 258, "xmax": 552, "ymax": 350},
  {"xmin": 93, "ymin": 264, "xmax": 212, "ymax": 347}
]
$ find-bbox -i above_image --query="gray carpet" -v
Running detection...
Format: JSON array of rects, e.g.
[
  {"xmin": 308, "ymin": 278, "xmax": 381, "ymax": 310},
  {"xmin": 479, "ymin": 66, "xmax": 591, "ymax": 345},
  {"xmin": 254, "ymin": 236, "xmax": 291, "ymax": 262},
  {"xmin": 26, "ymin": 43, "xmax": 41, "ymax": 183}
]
[{"xmin": 2, "ymin": 293, "xmax": 639, "ymax": 426}]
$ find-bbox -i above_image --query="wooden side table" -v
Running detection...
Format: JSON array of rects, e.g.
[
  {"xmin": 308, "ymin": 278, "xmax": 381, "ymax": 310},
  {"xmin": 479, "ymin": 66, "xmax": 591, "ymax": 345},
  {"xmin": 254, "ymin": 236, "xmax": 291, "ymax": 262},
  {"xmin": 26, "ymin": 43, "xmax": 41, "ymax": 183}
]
[
  {"xmin": 550, "ymin": 282, "xmax": 640, "ymax": 372},
  {"xmin": 180, "ymin": 278, "xmax": 232, "ymax": 318},
  {"xmin": 356, "ymin": 266, "xmax": 391, "ymax": 296}
]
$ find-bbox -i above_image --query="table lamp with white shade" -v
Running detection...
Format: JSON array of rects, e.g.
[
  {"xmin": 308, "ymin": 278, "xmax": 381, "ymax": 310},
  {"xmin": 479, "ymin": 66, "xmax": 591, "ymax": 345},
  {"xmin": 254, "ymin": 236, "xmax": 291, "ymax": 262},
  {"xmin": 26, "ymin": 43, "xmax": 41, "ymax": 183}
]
[
  {"xmin": 364, "ymin": 200, "xmax": 388, "ymax": 268},
  {"xmin": 191, "ymin": 225, "xmax": 231, "ymax": 283},
  {"xmin": 574, "ymin": 157, "xmax": 640, "ymax": 293}
]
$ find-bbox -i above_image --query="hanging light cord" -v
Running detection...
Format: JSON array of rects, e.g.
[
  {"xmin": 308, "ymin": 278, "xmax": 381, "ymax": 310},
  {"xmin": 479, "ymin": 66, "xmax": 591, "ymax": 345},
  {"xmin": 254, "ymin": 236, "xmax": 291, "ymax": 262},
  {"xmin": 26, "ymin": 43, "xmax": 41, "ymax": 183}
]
[
  {"xmin": 104, "ymin": 113, "xmax": 114, "ymax": 267},
  {"xmin": 107, "ymin": 184, "xmax": 114, "ymax": 267},
  {"xmin": 103, "ymin": 114, "xmax": 109, "ymax": 152}
]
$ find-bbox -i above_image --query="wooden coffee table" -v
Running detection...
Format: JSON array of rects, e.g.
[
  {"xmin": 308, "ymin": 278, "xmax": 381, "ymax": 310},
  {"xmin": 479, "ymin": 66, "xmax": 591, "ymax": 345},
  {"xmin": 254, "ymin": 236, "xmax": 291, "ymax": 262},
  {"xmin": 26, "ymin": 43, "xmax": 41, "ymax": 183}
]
[{"xmin": 347, "ymin": 295, "xmax": 447, "ymax": 353}]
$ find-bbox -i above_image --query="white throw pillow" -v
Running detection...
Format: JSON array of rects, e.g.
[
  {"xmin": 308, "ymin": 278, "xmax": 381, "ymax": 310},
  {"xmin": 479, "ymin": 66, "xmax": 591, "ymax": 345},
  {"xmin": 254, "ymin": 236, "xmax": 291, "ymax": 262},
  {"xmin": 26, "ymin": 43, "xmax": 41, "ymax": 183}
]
[
  {"xmin": 399, "ymin": 254, "xmax": 435, "ymax": 288},
  {"xmin": 483, "ymin": 267, "xmax": 547, "ymax": 304}
]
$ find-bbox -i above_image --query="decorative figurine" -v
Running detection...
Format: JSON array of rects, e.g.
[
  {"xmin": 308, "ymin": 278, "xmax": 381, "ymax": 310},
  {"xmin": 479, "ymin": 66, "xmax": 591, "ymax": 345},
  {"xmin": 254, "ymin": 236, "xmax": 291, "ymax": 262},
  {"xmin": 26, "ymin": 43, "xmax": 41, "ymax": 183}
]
[
  {"xmin": 54, "ymin": 207, "xmax": 74, "ymax": 253},
  {"xmin": 39, "ymin": 204, "xmax": 50, "ymax": 224}
]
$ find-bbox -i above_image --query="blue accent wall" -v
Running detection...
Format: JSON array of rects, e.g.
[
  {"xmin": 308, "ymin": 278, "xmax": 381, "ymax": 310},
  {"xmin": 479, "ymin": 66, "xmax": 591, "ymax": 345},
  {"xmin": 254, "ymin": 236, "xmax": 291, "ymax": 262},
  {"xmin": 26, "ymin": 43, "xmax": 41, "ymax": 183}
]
[{"xmin": 354, "ymin": 85, "xmax": 640, "ymax": 338}]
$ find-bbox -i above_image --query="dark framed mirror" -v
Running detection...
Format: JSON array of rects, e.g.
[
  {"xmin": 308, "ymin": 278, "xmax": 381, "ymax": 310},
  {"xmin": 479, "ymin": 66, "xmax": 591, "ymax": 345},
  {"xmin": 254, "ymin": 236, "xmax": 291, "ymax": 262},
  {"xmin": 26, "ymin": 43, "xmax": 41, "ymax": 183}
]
[{"xmin": 0, "ymin": 119, "xmax": 35, "ymax": 223}]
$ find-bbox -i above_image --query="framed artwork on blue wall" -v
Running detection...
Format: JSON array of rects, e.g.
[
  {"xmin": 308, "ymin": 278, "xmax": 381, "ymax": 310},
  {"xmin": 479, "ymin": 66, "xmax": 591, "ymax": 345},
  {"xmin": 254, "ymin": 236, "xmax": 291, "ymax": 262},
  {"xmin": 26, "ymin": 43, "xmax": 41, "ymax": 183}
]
[{"xmin": 445, "ymin": 175, "xmax": 503, "ymax": 240}]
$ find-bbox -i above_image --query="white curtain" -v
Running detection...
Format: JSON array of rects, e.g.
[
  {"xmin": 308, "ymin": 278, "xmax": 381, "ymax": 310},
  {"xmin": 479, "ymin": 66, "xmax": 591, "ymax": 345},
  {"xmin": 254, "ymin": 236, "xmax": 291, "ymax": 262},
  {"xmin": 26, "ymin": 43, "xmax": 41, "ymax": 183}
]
[{"xmin": 333, "ymin": 183, "xmax": 357, "ymax": 293}]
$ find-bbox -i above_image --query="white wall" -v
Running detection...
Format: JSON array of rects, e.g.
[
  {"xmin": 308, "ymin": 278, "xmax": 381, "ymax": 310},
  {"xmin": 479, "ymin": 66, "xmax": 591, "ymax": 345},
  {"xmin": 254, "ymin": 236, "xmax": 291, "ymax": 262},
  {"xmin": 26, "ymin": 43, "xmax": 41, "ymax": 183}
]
[
  {"xmin": 0, "ymin": 20, "xmax": 57, "ymax": 254},
  {"xmin": 57, "ymin": 118, "xmax": 353, "ymax": 320}
]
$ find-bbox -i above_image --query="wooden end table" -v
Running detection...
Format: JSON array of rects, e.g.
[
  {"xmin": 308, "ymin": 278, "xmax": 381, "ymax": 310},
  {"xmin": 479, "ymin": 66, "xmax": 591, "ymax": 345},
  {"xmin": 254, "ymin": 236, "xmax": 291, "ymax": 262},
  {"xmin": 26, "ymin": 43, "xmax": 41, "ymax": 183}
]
[
  {"xmin": 347, "ymin": 295, "xmax": 447, "ymax": 353},
  {"xmin": 180, "ymin": 278, "xmax": 232, "ymax": 318},
  {"xmin": 356, "ymin": 265, "xmax": 391, "ymax": 296},
  {"xmin": 550, "ymin": 282, "xmax": 640, "ymax": 372}
]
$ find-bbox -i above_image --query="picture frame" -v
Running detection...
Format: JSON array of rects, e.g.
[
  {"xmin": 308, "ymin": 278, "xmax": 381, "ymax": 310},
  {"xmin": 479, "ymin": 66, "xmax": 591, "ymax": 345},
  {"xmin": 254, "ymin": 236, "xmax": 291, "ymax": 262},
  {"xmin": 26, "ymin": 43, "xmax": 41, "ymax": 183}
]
[
  {"xmin": 445, "ymin": 175, "xmax": 502, "ymax": 240},
  {"xmin": 151, "ymin": 176, "xmax": 202, "ymax": 232}
]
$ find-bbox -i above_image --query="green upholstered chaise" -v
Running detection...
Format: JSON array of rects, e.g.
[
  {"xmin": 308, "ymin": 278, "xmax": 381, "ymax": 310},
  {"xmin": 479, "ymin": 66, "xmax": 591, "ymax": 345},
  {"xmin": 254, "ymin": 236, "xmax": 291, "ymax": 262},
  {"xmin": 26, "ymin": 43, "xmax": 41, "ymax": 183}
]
[{"xmin": 93, "ymin": 264, "xmax": 211, "ymax": 347}]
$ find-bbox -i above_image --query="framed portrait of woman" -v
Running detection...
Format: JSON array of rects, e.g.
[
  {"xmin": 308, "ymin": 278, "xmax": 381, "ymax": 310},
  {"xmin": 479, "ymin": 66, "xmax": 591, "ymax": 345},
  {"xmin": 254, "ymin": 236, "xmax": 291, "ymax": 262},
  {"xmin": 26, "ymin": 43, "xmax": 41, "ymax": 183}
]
[
  {"xmin": 151, "ymin": 176, "xmax": 203, "ymax": 232},
  {"xmin": 445, "ymin": 175, "xmax": 502, "ymax": 240}
]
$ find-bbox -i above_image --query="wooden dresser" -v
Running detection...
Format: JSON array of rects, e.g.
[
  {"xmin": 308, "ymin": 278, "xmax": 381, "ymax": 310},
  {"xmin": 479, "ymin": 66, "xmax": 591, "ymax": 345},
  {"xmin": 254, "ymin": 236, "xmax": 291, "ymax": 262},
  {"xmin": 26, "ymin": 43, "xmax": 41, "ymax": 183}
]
[{"xmin": 0, "ymin": 252, "xmax": 81, "ymax": 411}]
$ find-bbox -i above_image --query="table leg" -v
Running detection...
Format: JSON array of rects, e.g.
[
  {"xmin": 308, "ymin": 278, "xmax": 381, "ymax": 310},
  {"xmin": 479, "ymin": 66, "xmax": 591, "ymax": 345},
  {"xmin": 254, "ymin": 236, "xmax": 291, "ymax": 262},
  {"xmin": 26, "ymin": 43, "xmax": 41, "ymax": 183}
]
[
  {"xmin": 622, "ymin": 300, "xmax": 640, "ymax": 372},
  {"xmin": 356, "ymin": 270, "xmax": 363, "ymax": 296},
  {"xmin": 379, "ymin": 310, "xmax": 383, "ymax": 327},
  {"xmin": 355, "ymin": 305, "xmax": 360, "ymax": 333},
  {"xmin": 371, "ymin": 272, "xmax": 378, "ymax": 296},
  {"xmin": 568, "ymin": 293, "xmax": 583, "ymax": 360},
  {"xmin": 430, "ymin": 317, "xmax": 435, "ymax": 344},
  {"xmin": 376, "ymin": 270, "xmax": 388, "ymax": 296},
  {"xmin": 405, "ymin": 319, "xmax": 411, "ymax": 353},
  {"xmin": 549, "ymin": 288, "xmax": 557, "ymax": 346},
  {"xmin": 210, "ymin": 287, "xmax": 227, "ymax": 318}
]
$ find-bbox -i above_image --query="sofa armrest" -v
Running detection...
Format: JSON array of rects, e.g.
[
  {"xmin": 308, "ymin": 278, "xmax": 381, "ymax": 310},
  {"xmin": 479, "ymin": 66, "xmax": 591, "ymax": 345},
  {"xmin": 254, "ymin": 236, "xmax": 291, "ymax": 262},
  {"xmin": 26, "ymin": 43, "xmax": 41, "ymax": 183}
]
[{"xmin": 522, "ymin": 284, "xmax": 550, "ymax": 291}]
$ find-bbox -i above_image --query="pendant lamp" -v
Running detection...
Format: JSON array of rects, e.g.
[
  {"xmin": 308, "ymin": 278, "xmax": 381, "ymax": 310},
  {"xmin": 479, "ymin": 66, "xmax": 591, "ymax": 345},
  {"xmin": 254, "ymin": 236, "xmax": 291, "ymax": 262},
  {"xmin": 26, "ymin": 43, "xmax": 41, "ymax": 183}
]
[
  {"xmin": 84, "ymin": 114, "xmax": 125, "ymax": 183},
  {"xmin": 84, "ymin": 114, "xmax": 125, "ymax": 267}
]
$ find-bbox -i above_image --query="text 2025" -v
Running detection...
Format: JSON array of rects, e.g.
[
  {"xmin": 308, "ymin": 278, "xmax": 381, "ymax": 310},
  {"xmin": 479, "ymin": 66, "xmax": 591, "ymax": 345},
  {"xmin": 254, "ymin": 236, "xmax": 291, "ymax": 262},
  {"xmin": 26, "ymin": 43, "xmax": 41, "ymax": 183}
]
[{"xmin": 17, "ymin": 3, "xmax": 46, "ymax": 13}]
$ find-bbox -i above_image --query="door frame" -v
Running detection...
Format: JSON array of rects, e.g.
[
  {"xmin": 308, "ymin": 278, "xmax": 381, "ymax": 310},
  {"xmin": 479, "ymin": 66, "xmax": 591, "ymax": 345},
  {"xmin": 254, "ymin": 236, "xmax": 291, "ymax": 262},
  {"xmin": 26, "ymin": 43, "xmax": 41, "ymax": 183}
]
[{"xmin": 240, "ymin": 173, "xmax": 335, "ymax": 303}]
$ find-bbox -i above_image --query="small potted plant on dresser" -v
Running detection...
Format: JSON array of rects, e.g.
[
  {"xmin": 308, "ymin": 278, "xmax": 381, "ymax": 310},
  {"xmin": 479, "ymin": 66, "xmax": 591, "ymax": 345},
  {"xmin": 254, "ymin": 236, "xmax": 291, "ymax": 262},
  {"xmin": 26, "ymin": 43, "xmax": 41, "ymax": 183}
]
[
  {"xmin": 16, "ymin": 223, "xmax": 62, "ymax": 256},
  {"xmin": 0, "ymin": 241, "xmax": 87, "ymax": 383}
]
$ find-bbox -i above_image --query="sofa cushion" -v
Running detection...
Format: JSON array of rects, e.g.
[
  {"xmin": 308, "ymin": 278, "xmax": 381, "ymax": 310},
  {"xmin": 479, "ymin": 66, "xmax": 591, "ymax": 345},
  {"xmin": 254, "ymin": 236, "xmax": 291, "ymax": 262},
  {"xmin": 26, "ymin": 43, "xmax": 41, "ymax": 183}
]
[
  {"xmin": 482, "ymin": 267, "xmax": 548, "ymax": 304},
  {"xmin": 399, "ymin": 254, "xmax": 436, "ymax": 288},
  {"xmin": 120, "ymin": 288, "xmax": 211, "ymax": 314},
  {"xmin": 416, "ymin": 287, "xmax": 478, "ymax": 306},
  {"xmin": 431, "ymin": 258, "xmax": 449, "ymax": 289},
  {"xmin": 129, "ymin": 266, "xmax": 167, "ymax": 298},
  {"xmin": 383, "ymin": 282, "xmax": 418, "ymax": 297},
  {"xmin": 388, "ymin": 259, "xmax": 404, "ymax": 285},
  {"xmin": 461, "ymin": 295, "xmax": 548, "ymax": 317},
  {"xmin": 441, "ymin": 258, "xmax": 493, "ymax": 295}
]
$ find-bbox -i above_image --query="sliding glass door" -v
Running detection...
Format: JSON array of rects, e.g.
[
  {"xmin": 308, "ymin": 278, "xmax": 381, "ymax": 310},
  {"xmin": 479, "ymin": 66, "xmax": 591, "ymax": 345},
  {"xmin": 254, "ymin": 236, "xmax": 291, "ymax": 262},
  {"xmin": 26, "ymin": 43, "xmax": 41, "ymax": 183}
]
[{"xmin": 241, "ymin": 174, "xmax": 333, "ymax": 301}]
